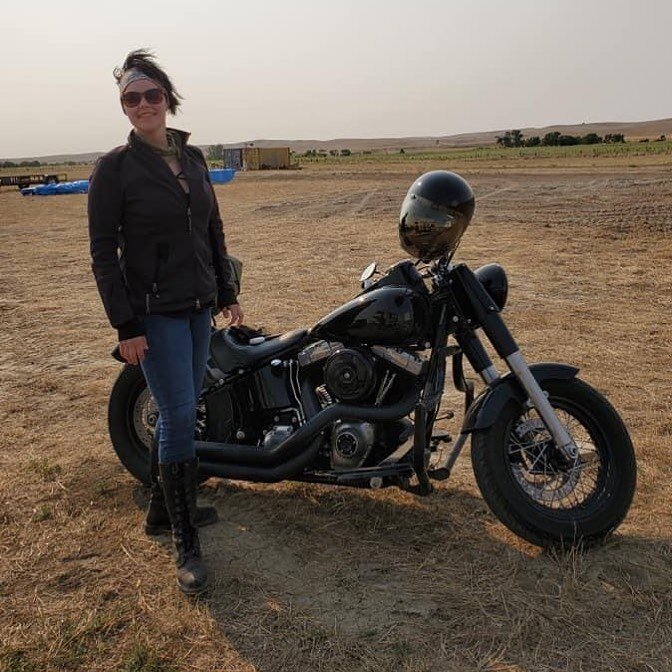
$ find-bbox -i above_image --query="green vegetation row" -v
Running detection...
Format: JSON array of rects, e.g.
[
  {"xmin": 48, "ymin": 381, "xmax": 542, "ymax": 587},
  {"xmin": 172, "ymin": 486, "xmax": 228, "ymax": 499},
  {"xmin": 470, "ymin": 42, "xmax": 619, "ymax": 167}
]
[
  {"xmin": 298, "ymin": 140, "xmax": 672, "ymax": 164},
  {"xmin": 495, "ymin": 129, "xmax": 633, "ymax": 147},
  {"xmin": 0, "ymin": 159, "xmax": 86, "ymax": 169},
  {"xmin": 5, "ymin": 138, "xmax": 672, "ymax": 171}
]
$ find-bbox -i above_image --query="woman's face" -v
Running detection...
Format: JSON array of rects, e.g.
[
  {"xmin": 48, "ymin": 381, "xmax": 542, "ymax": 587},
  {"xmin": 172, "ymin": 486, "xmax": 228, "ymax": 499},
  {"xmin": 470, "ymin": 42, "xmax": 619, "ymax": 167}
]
[{"xmin": 121, "ymin": 79, "xmax": 169, "ymax": 136}]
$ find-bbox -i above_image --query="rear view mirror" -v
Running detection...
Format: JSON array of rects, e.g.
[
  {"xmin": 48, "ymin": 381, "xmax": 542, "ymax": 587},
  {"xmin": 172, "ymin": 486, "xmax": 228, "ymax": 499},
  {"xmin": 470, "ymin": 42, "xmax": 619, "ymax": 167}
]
[{"xmin": 359, "ymin": 262, "xmax": 377, "ymax": 283}]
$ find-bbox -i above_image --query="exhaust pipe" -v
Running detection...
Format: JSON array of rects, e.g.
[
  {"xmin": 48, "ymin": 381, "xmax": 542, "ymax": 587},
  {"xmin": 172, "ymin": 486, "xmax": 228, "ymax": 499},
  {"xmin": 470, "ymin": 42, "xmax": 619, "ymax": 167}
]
[
  {"xmin": 195, "ymin": 384, "xmax": 420, "ymax": 474},
  {"xmin": 199, "ymin": 436, "xmax": 323, "ymax": 483}
]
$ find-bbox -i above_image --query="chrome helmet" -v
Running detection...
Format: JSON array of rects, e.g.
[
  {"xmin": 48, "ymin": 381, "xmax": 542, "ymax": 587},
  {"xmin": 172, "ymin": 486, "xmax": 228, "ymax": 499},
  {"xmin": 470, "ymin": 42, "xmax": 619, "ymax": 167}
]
[{"xmin": 399, "ymin": 170, "xmax": 475, "ymax": 262}]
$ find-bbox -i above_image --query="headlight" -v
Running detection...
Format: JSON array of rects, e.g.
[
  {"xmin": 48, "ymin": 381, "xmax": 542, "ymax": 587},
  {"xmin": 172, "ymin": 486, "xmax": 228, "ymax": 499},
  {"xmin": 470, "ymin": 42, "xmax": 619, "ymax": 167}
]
[{"xmin": 474, "ymin": 263, "xmax": 508, "ymax": 310}]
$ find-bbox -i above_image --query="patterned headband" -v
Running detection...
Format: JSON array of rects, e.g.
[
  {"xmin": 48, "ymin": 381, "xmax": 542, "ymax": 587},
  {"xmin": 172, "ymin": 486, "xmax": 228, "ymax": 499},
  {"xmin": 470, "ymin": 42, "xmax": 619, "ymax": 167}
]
[{"xmin": 118, "ymin": 68, "xmax": 158, "ymax": 93}]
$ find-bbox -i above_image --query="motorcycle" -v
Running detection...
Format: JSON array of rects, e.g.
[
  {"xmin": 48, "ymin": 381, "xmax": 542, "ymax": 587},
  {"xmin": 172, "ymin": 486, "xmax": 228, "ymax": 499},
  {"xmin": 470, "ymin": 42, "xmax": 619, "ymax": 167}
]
[{"xmin": 108, "ymin": 174, "xmax": 636, "ymax": 549}]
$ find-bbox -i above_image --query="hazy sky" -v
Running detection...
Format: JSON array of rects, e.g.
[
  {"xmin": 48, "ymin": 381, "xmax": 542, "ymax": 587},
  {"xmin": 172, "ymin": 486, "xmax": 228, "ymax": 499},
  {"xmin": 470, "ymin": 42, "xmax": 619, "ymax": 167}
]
[{"xmin": 1, "ymin": 0, "xmax": 670, "ymax": 158}]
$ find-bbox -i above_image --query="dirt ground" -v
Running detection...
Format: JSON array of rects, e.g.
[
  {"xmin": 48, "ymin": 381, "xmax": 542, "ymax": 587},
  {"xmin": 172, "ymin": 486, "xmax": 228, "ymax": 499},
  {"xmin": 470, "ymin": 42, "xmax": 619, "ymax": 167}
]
[{"xmin": 1, "ymin": 156, "xmax": 671, "ymax": 671}]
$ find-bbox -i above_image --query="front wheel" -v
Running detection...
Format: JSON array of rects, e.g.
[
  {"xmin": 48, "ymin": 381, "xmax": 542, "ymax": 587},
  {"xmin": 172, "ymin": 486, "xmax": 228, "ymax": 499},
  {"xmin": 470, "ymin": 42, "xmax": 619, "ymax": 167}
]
[{"xmin": 471, "ymin": 377, "xmax": 636, "ymax": 548}]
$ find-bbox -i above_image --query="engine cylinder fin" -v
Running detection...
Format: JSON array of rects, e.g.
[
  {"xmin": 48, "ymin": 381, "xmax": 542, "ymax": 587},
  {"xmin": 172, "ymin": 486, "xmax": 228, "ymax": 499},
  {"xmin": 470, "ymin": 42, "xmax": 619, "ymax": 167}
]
[{"xmin": 375, "ymin": 370, "xmax": 396, "ymax": 406}]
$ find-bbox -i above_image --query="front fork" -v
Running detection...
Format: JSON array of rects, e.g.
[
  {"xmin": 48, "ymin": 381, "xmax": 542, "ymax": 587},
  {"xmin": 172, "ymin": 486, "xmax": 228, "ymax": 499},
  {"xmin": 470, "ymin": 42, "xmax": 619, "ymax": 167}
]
[
  {"xmin": 433, "ymin": 265, "xmax": 578, "ymax": 473},
  {"xmin": 458, "ymin": 332, "xmax": 578, "ymax": 460}
]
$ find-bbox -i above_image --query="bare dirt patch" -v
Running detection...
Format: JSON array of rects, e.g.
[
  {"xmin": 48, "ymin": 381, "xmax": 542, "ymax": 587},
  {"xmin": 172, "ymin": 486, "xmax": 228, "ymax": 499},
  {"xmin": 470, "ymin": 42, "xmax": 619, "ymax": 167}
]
[{"xmin": 1, "ymin": 157, "xmax": 671, "ymax": 671}]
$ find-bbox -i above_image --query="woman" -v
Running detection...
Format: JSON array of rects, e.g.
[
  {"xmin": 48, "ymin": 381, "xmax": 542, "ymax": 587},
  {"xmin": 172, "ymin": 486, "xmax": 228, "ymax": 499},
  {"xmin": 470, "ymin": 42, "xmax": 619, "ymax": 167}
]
[{"xmin": 88, "ymin": 49, "xmax": 243, "ymax": 595}]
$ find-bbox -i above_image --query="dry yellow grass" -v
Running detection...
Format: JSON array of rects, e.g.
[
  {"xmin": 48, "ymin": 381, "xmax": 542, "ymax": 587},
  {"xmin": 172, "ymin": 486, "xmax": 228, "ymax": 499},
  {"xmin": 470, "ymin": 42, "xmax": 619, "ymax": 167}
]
[{"xmin": 1, "ymin": 153, "xmax": 671, "ymax": 671}]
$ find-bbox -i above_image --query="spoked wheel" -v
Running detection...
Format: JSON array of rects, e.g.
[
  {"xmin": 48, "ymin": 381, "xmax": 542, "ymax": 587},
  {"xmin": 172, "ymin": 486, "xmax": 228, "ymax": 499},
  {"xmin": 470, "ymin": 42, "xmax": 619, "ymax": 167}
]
[
  {"xmin": 108, "ymin": 365, "xmax": 208, "ymax": 486},
  {"xmin": 508, "ymin": 406, "xmax": 603, "ymax": 509},
  {"xmin": 108, "ymin": 365, "xmax": 156, "ymax": 485},
  {"xmin": 471, "ymin": 377, "xmax": 636, "ymax": 548}
]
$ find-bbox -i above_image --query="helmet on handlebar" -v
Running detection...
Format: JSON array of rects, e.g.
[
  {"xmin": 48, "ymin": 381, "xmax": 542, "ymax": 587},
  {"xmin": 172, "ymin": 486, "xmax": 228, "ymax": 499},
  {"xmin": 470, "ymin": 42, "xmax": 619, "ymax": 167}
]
[{"xmin": 398, "ymin": 170, "xmax": 475, "ymax": 262}]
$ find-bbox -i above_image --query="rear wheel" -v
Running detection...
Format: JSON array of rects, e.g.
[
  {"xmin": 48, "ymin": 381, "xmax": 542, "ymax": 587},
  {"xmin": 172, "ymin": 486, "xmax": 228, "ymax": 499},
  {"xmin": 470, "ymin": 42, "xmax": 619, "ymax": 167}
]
[
  {"xmin": 471, "ymin": 377, "xmax": 636, "ymax": 548},
  {"xmin": 108, "ymin": 365, "xmax": 156, "ymax": 485},
  {"xmin": 108, "ymin": 365, "xmax": 208, "ymax": 485}
]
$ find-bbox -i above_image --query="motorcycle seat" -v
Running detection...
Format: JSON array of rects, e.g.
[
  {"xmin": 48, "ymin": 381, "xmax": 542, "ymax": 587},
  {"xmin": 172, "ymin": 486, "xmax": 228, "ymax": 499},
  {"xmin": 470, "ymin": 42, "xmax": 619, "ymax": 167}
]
[{"xmin": 211, "ymin": 328, "xmax": 309, "ymax": 371}]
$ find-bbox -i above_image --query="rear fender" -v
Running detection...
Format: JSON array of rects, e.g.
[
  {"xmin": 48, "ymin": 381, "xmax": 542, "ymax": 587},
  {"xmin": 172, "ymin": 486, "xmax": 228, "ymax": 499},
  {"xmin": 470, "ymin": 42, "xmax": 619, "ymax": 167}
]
[{"xmin": 462, "ymin": 362, "xmax": 579, "ymax": 433}]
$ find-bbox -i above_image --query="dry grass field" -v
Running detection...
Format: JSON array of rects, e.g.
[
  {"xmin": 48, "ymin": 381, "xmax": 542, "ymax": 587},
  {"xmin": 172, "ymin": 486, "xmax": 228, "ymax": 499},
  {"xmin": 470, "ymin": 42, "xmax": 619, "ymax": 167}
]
[{"xmin": 1, "ymin": 152, "xmax": 671, "ymax": 671}]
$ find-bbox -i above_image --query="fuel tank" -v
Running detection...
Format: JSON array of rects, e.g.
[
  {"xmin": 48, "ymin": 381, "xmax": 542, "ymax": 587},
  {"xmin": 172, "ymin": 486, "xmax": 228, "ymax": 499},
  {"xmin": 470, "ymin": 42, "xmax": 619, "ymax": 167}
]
[{"xmin": 311, "ymin": 286, "xmax": 430, "ymax": 346}]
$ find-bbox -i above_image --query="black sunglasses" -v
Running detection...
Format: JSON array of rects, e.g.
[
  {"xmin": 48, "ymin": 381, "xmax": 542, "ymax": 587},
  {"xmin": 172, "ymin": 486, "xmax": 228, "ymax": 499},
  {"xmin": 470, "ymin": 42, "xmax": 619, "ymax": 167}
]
[{"xmin": 120, "ymin": 88, "xmax": 166, "ymax": 108}]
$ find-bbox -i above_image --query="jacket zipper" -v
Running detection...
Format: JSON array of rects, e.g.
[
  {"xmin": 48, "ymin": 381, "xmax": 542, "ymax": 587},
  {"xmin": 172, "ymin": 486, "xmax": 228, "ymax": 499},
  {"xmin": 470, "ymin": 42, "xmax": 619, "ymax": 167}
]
[
  {"xmin": 148, "ymin": 246, "xmax": 162, "ymax": 313},
  {"xmin": 156, "ymin": 149, "xmax": 206, "ymax": 312},
  {"xmin": 132, "ymin": 143, "xmax": 209, "ymax": 315},
  {"xmin": 187, "ymin": 205, "xmax": 200, "ymax": 309},
  {"xmin": 171, "ymin": 155, "xmax": 203, "ymax": 311}
]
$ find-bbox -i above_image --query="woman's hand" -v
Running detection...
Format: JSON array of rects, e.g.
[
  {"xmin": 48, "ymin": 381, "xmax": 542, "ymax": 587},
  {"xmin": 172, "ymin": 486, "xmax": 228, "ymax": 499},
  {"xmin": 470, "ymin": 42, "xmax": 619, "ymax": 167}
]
[
  {"xmin": 119, "ymin": 335, "xmax": 148, "ymax": 365},
  {"xmin": 221, "ymin": 303, "xmax": 244, "ymax": 326}
]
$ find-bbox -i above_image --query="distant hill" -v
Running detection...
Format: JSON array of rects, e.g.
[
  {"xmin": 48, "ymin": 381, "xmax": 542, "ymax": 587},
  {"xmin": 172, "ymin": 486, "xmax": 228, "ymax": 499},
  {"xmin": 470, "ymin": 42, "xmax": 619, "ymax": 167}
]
[
  {"xmin": 243, "ymin": 118, "xmax": 672, "ymax": 153},
  {"xmin": 2, "ymin": 151, "xmax": 105, "ymax": 165},
  {"xmin": 6, "ymin": 117, "xmax": 672, "ymax": 164}
]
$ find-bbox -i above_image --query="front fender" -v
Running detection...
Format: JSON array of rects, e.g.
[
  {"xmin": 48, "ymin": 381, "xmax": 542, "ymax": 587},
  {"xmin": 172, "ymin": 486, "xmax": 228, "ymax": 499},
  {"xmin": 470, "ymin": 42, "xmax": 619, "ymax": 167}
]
[{"xmin": 462, "ymin": 362, "xmax": 579, "ymax": 433}]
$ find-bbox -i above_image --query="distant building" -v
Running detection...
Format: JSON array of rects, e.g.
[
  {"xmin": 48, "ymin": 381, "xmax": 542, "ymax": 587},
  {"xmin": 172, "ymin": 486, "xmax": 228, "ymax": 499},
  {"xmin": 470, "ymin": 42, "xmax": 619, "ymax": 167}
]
[
  {"xmin": 222, "ymin": 148, "xmax": 243, "ymax": 170},
  {"xmin": 222, "ymin": 147, "xmax": 291, "ymax": 170}
]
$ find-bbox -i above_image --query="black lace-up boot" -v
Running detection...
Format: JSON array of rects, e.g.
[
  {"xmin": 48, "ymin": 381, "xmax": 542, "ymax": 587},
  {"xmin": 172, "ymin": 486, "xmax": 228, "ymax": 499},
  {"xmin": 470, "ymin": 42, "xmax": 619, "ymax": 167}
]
[
  {"xmin": 145, "ymin": 435, "xmax": 218, "ymax": 535},
  {"xmin": 159, "ymin": 458, "xmax": 209, "ymax": 595}
]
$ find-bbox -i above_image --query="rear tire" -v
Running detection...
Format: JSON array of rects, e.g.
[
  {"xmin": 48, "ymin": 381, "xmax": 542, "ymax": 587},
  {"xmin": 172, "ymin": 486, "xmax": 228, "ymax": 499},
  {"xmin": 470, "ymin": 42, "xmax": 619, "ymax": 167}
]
[
  {"xmin": 107, "ymin": 365, "xmax": 210, "ymax": 486},
  {"xmin": 471, "ymin": 377, "xmax": 636, "ymax": 549},
  {"xmin": 108, "ymin": 365, "xmax": 154, "ymax": 485}
]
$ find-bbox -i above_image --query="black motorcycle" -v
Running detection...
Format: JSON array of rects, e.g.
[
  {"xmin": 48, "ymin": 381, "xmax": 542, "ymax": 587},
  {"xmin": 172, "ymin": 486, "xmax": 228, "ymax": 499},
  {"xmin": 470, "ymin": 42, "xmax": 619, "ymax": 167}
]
[{"xmin": 108, "ymin": 171, "xmax": 636, "ymax": 549}]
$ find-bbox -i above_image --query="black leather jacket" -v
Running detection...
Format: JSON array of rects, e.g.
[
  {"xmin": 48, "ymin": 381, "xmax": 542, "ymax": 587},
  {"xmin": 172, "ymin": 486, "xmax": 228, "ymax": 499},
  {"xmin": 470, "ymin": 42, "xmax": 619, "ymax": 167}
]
[{"xmin": 88, "ymin": 129, "xmax": 238, "ymax": 340}]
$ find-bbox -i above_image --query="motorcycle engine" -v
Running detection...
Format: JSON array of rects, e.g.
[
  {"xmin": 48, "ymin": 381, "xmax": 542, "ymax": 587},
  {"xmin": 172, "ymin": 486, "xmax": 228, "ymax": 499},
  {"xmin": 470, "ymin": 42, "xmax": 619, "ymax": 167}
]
[
  {"xmin": 324, "ymin": 348, "xmax": 377, "ymax": 402},
  {"xmin": 331, "ymin": 421, "xmax": 375, "ymax": 470},
  {"xmin": 263, "ymin": 424, "xmax": 294, "ymax": 450},
  {"xmin": 297, "ymin": 340, "xmax": 427, "ymax": 470}
]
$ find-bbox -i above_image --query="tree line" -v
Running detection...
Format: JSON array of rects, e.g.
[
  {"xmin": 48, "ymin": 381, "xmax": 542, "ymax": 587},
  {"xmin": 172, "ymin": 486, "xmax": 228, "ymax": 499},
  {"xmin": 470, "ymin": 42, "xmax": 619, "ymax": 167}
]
[
  {"xmin": 303, "ymin": 149, "xmax": 351, "ymax": 157},
  {"xmin": 495, "ymin": 130, "xmax": 628, "ymax": 148},
  {"xmin": 1, "ymin": 160, "xmax": 82, "ymax": 169},
  {"xmin": 1, "ymin": 160, "xmax": 42, "ymax": 168}
]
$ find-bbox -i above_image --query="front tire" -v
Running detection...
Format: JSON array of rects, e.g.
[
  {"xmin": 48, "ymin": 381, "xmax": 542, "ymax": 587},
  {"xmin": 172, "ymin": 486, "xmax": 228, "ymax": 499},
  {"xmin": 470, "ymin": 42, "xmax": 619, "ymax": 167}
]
[{"xmin": 471, "ymin": 377, "xmax": 636, "ymax": 548}]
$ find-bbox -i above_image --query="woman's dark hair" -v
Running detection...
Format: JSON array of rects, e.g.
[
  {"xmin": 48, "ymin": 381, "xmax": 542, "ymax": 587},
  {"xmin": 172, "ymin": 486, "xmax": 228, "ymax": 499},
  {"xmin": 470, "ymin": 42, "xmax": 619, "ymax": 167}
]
[{"xmin": 113, "ymin": 49, "xmax": 182, "ymax": 114}]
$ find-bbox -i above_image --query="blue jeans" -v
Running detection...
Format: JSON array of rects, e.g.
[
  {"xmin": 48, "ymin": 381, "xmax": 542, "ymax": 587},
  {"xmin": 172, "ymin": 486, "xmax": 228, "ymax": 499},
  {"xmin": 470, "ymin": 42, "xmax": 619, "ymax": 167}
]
[{"xmin": 139, "ymin": 310, "xmax": 212, "ymax": 464}]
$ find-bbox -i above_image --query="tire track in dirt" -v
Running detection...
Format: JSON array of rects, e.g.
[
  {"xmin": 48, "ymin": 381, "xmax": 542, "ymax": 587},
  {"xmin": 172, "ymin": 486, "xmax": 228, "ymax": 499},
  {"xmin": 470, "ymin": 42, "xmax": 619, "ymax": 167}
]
[
  {"xmin": 476, "ymin": 184, "xmax": 515, "ymax": 201},
  {"xmin": 348, "ymin": 187, "xmax": 380, "ymax": 216}
]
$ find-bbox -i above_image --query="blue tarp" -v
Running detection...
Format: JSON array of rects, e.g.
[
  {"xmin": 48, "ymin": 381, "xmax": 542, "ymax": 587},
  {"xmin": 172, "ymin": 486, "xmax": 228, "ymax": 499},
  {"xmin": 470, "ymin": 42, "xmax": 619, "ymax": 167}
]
[
  {"xmin": 20, "ymin": 168, "xmax": 234, "ymax": 195},
  {"xmin": 209, "ymin": 169, "xmax": 236, "ymax": 184},
  {"xmin": 21, "ymin": 180, "xmax": 89, "ymax": 196}
]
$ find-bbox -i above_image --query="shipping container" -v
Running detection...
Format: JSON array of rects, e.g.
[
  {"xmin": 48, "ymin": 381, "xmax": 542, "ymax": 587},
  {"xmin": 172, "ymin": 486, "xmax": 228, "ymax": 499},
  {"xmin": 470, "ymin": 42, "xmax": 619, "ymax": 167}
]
[
  {"xmin": 259, "ymin": 147, "xmax": 291, "ymax": 169},
  {"xmin": 240, "ymin": 146, "xmax": 291, "ymax": 170},
  {"xmin": 242, "ymin": 147, "xmax": 261, "ymax": 171}
]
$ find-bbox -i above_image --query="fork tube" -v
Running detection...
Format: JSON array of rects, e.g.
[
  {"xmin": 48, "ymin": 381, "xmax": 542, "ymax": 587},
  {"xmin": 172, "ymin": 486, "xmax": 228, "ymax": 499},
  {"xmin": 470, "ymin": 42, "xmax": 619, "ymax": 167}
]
[
  {"xmin": 455, "ymin": 329, "xmax": 500, "ymax": 386},
  {"xmin": 477, "ymin": 303, "xmax": 578, "ymax": 458},
  {"xmin": 451, "ymin": 265, "xmax": 577, "ymax": 459},
  {"xmin": 505, "ymin": 351, "xmax": 577, "ymax": 459},
  {"xmin": 480, "ymin": 309, "xmax": 578, "ymax": 459}
]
